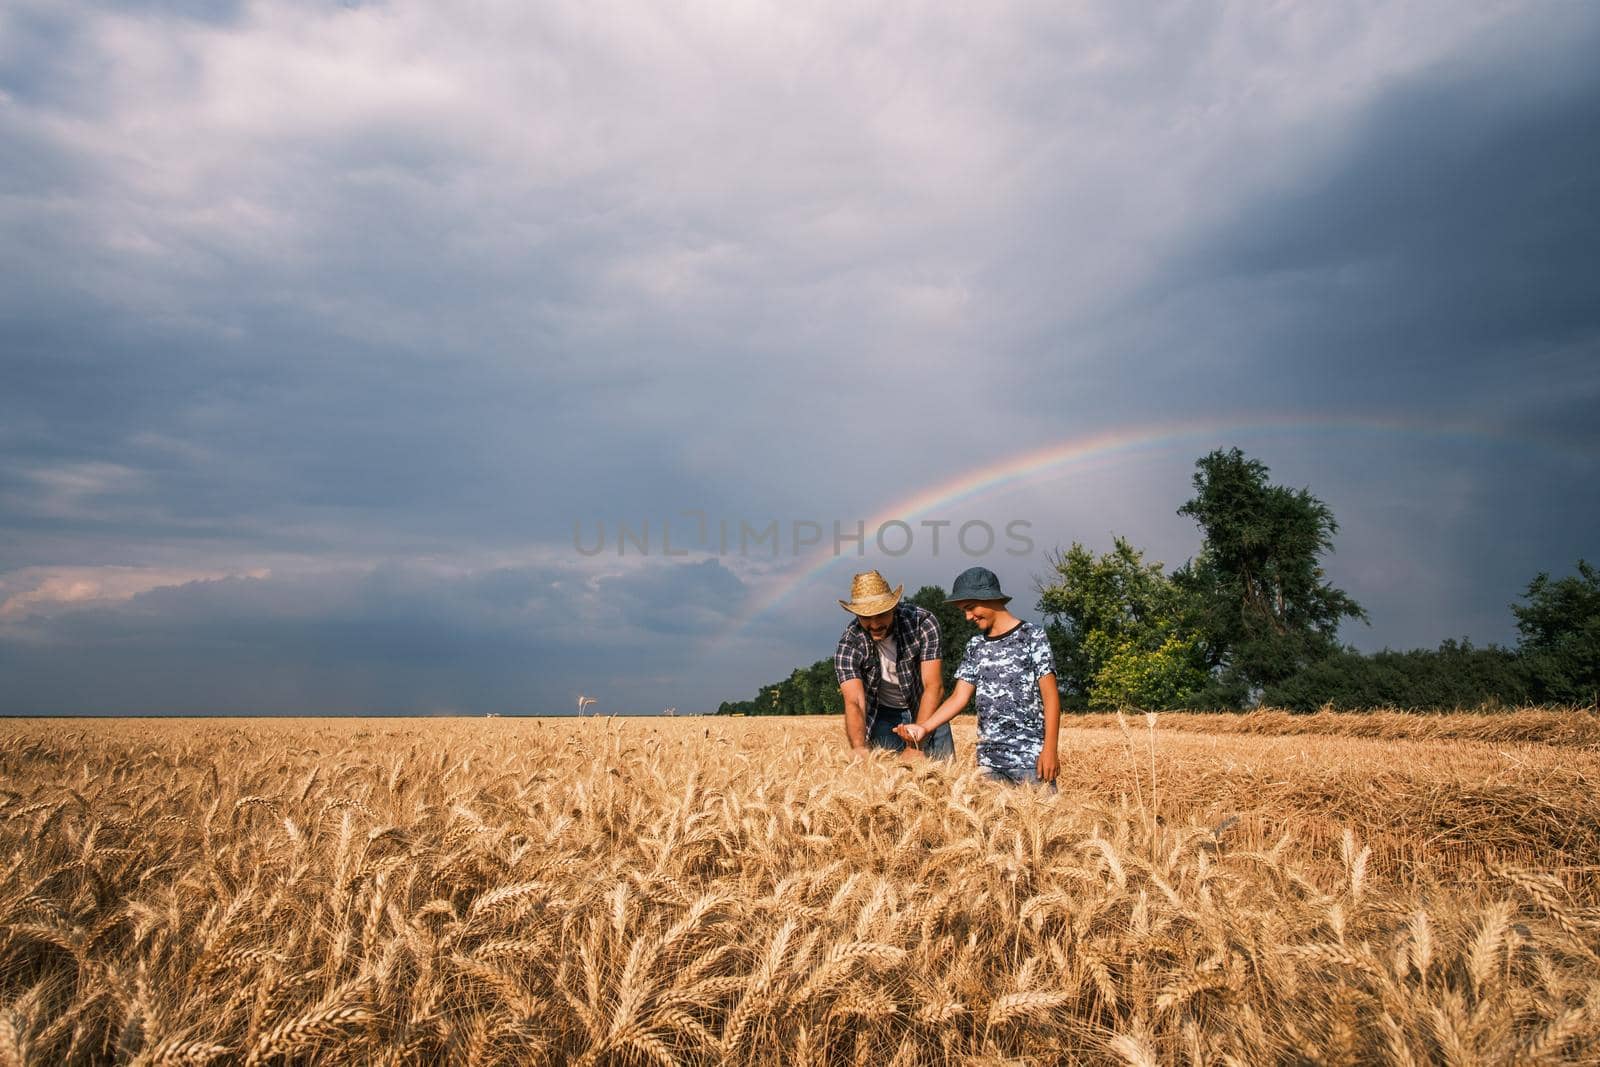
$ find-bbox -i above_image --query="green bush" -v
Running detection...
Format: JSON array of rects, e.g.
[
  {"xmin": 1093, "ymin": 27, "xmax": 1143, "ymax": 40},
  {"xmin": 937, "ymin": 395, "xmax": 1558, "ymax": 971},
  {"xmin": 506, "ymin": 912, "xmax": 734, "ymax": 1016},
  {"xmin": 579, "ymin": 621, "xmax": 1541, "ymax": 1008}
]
[{"xmin": 1261, "ymin": 640, "xmax": 1533, "ymax": 711}]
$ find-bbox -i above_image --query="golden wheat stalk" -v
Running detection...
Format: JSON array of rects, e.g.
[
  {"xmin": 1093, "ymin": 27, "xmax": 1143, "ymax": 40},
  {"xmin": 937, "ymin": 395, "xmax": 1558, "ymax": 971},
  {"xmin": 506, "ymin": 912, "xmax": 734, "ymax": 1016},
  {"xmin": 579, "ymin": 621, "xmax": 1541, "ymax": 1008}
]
[{"xmin": 242, "ymin": 1005, "xmax": 373, "ymax": 1066}]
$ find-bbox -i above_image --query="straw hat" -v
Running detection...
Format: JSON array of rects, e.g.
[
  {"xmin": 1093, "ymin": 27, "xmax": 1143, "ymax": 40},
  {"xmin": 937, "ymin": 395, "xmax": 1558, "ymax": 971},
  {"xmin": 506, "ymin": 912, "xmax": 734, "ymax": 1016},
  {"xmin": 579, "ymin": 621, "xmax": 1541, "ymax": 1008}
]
[{"xmin": 838, "ymin": 570, "xmax": 904, "ymax": 616}]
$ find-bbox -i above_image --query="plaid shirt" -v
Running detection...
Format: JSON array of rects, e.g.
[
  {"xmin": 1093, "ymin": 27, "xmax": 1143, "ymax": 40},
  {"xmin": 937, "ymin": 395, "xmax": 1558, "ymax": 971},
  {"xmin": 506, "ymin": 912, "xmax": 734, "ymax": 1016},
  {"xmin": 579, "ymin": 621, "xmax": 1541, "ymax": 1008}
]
[{"xmin": 834, "ymin": 602, "xmax": 942, "ymax": 730}]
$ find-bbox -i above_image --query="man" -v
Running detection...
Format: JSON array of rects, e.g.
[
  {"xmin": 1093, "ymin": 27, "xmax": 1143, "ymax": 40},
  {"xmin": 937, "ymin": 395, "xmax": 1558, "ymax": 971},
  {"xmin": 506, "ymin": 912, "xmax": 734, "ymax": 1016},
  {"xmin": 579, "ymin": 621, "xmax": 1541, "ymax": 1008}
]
[
  {"xmin": 833, "ymin": 570, "xmax": 955, "ymax": 760},
  {"xmin": 896, "ymin": 566, "xmax": 1059, "ymax": 786}
]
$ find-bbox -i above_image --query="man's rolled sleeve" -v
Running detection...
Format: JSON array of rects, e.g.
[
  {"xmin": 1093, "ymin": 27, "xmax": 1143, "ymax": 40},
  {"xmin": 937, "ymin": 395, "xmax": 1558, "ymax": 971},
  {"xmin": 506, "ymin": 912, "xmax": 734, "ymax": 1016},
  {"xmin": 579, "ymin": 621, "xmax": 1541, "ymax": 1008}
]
[
  {"xmin": 914, "ymin": 610, "xmax": 942, "ymax": 661},
  {"xmin": 834, "ymin": 630, "xmax": 865, "ymax": 684}
]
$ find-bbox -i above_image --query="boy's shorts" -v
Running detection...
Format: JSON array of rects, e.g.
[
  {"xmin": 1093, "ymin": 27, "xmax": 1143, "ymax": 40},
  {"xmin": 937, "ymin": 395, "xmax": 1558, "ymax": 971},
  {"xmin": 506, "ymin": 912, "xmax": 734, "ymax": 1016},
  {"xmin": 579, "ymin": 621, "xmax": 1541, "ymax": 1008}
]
[
  {"xmin": 980, "ymin": 762, "xmax": 1058, "ymax": 792},
  {"xmin": 868, "ymin": 706, "xmax": 955, "ymax": 759}
]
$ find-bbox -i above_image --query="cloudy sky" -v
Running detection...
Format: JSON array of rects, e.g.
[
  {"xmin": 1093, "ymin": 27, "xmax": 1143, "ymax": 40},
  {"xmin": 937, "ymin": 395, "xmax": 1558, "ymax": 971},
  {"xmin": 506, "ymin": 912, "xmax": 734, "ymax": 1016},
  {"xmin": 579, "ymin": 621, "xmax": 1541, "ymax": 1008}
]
[{"xmin": 2, "ymin": 1, "xmax": 1596, "ymax": 714}]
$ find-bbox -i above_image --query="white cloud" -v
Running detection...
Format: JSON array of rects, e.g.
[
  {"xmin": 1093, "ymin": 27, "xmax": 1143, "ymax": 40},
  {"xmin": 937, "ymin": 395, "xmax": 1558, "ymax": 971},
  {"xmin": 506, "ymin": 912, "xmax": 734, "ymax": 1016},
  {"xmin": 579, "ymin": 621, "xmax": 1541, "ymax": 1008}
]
[
  {"xmin": 3, "ymin": 461, "xmax": 144, "ymax": 520},
  {"xmin": 0, "ymin": 564, "xmax": 271, "ymax": 620},
  {"xmin": 26, "ymin": 1, "xmax": 1523, "ymax": 330}
]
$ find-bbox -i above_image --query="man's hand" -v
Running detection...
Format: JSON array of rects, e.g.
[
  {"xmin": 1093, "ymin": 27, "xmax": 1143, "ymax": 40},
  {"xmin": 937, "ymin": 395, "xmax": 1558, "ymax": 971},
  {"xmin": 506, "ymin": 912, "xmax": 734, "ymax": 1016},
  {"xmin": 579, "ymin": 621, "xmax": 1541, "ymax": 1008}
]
[
  {"xmin": 850, "ymin": 745, "xmax": 872, "ymax": 762},
  {"xmin": 893, "ymin": 722, "xmax": 927, "ymax": 745},
  {"xmin": 1036, "ymin": 747, "xmax": 1059, "ymax": 783}
]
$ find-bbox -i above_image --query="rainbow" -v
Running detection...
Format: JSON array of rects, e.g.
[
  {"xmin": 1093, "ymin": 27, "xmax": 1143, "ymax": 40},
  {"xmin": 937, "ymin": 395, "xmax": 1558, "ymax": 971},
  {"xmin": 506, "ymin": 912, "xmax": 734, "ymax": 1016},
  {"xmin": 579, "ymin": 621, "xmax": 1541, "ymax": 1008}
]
[{"xmin": 734, "ymin": 413, "xmax": 1546, "ymax": 628}]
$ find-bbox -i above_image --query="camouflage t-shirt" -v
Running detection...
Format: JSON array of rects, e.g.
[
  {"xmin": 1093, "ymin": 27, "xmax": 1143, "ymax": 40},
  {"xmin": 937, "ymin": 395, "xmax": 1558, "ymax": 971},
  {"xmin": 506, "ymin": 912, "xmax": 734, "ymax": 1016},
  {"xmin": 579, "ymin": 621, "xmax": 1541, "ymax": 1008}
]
[{"xmin": 955, "ymin": 621, "xmax": 1056, "ymax": 772}]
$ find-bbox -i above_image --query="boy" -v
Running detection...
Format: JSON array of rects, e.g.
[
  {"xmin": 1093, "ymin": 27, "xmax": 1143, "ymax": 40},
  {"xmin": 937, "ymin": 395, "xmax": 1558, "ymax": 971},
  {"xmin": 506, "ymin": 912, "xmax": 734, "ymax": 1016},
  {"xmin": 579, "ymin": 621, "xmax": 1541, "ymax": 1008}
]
[{"xmin": 895, "ymin": 566, "xmax": 1060, "ymax": 785}]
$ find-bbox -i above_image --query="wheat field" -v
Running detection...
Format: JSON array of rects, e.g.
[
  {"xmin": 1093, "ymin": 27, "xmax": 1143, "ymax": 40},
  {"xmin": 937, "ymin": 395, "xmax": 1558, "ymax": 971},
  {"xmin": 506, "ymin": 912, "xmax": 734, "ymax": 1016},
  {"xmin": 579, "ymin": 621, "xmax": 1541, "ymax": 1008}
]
[{"xmin": 2, "ymin": 712, "xmax": 1598, "ymax": 1065}]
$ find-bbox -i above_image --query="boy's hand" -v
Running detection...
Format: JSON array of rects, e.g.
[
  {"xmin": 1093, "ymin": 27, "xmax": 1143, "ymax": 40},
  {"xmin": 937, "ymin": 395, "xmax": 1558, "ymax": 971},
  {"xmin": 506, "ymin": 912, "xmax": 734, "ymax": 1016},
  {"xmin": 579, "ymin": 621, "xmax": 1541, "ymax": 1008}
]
[
  {"xmin": 894, "ymin": 723, "xmax": 927, "ymax": 745},
  {"xmin": 1036, "ymin": 748, "xmax": 1059, "ymax": 783}
]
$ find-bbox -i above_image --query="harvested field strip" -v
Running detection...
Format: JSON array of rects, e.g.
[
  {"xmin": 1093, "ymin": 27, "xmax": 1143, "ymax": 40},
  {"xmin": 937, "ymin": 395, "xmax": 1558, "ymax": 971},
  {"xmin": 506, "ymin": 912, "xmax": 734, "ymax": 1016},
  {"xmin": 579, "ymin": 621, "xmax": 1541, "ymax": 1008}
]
[
  {"xmin": 1054, "ymin": 726, "xmax": 1600, "ymax": 903},
  {"xmin": 1066, "ymin": 707, "xmax": 1600, "ymax": 747}
]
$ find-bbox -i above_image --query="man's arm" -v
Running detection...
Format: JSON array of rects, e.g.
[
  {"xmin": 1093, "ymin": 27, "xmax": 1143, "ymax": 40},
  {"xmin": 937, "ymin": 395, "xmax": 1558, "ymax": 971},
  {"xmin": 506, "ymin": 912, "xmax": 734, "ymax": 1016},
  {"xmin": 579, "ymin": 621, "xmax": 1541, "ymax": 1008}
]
[
  {"xmin": 1036, "ymin": 673, "xmax": 1060, "ymax": 782},
  {"xmin": 839, "ymin": 678, "xmax": 870, "ymax": 757},
  {"xmin": 896, "ymin": 680, "xmax": 973, "ymax": 743},
  {"xmin": 834, "ymin": 627, "xmax": 871, "ymax": 758},
  {"xmin": 915, "ymin": 659, "xmax": 943, "ymax": 726}
]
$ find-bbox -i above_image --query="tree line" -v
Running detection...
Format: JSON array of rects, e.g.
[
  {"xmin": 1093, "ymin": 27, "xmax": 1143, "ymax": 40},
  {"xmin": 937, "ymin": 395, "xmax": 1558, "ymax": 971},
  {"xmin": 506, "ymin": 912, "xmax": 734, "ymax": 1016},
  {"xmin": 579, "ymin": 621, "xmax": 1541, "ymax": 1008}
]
[{"xmin": 718, "ymin": 449, "xmax": 1599, "ymax": 715}]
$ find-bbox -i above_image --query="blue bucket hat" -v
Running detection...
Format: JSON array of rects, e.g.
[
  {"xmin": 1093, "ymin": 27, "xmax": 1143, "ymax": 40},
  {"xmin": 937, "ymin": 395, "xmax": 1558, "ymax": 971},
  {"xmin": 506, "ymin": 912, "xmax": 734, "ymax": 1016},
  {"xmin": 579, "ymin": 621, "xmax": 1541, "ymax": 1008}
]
[{"xmin": 946, "ymin": 566, "xmax": 1011, "ymax": 605}]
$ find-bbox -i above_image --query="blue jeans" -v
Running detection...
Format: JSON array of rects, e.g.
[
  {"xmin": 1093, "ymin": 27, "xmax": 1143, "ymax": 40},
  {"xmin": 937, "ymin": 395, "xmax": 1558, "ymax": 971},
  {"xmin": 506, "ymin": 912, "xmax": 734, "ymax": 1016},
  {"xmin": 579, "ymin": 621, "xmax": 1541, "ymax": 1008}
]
[
  {"xmin": 868, "ymin": 706, "xmax": 955, "ymax": 759},
  {"xmin": 981, "ymin": 762, "xmax": 1058, "ymax": 792}
]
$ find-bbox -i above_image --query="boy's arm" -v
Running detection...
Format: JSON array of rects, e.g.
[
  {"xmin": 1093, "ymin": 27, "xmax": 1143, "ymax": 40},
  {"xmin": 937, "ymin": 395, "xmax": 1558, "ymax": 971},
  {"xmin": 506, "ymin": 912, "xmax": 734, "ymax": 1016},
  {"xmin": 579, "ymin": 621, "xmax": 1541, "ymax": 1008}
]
[
  {"xmin": 913, "ymin": 609, "xmax": 943, "ymax": 726},
  {"xmin": 897, "ymin": 680, "xmax": 973, "ymax": 743},
  {"xmin": 1036, "ymin": 673, "xmax": 1060, "ymax": 782},
  {"xmin": 915, "ymin": 659, "xmax": 943, "ymax": 725}
]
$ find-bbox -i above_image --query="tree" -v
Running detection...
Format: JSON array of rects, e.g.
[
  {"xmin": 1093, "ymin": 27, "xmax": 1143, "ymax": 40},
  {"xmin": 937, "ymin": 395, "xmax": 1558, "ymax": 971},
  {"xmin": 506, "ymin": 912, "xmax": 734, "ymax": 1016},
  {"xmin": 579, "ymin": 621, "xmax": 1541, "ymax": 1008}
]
[
  {"xmin": 1260, "ymin": 640, "xmax": 1532, "ymax": 711},
  {"xmin": 1036, "ymin": 537, "xmax": 1207, "ymax": 709},
  {"xmin": 1089, "ymin": 633, "xmax": 1211, "ymax": 710},
  {"xmin": 1176, "ymin": 448, "xmax": 1365, "ymax": 694},
  {"xmin": 1513, "ymin": 560, "xmax": 1600, "ymax": 706}
]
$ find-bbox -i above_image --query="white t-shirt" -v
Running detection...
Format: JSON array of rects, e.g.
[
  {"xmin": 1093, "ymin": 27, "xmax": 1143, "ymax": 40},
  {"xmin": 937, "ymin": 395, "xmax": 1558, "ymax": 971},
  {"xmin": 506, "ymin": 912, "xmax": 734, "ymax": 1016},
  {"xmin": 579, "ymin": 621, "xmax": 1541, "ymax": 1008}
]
[{"xmin": 875, "ymin": 634, "xmax": 907, "ymax": 709}]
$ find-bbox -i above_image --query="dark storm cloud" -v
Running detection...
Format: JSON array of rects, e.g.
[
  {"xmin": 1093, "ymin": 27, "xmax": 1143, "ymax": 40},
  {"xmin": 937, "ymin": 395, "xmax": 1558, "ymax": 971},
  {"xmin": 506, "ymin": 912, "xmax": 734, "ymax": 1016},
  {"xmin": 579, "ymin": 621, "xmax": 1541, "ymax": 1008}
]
[
  {"xmin": 0, "ymin": 6, "xmax": 93, "ymax": 111},
  {"xmin": 0, "ymin": 225, "xmax": 704, "ymax": 559},
  {"xmin": 0, "ymin": 5, "xmax": 742, "ymax": 562},
  {"xmin": 2, "ymin": 2, "xmax": 1595, "ymax": 712},
  {"xmin": 1086, "ymin": 10, "xmax": 1600, "ymax": 654},
  {"xmin": 599, "ymin": 558, "xmax": 749, "ymax": 636},
  {"xmin": 1157, "ymin": 9, "xmax": 1600, "ymax": 419},
  {"xmin": 0, "ymin": 556, "xmax": 748, "ymax": 714}
]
